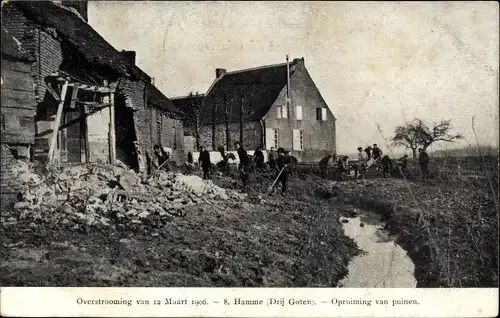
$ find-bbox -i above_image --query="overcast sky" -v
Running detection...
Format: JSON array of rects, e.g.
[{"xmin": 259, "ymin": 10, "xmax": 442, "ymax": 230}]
[{"xmin": 89, "ymin": 1, "xmax": 499, "ymax": 154}]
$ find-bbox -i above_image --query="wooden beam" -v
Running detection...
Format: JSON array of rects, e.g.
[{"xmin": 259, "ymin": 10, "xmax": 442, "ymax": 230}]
[
  {"xmin": 69, "ymin": 87, "xmax": 79, "ymax": 109},
  {"xmin": 109, "ymin": 93, "xmax": 116, "ymax": 164},
  {"xmin": 77, "ymin": 84, "xmax": 115, "ymax": 93},
  {"xmin": 45, "ymin": 83, "xmax": 61, "ymax": 102},
  {"xmin": 47, "ymin": 81, "xmax": 69, "ymax": 165}
]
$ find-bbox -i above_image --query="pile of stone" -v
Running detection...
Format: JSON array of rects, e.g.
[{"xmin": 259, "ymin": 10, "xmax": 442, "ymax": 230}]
[{"xmin": 5, "ymin": 163, "xmax": 247, "ymax": 230}]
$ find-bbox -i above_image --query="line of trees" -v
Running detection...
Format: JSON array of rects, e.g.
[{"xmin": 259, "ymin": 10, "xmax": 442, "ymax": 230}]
[{"xmin": 392, "ymin": 118, "xmax": 463, "ymax": 159}]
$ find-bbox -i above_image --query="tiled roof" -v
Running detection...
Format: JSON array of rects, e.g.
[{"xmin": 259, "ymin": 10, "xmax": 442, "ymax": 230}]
[
  {"xmin": 11, "ymin": 1, "xmax": 146, "ymax": 79},
  {"xmin": 1, "ymin": 27, "xmax": 33, "ymax": 61},
  {"xmin": 200, "ymin": 60, "xmax": 299, "ymax": 125},
  {"xmin": 171, "ymin": 93, "xmax": 204, "ymax": 118}
]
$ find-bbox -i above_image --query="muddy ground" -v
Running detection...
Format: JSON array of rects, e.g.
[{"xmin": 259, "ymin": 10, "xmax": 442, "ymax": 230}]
[
  {"xmin": 1, "ymin": 164, "xmax": 497, "ymax": 288},
  {"xmin": 0, "ymin": 169, "xmax": 359, "ymax": 287}
]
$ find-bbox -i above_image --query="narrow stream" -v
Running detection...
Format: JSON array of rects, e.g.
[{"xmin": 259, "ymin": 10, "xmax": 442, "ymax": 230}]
[{"xmin": 339, "ymin": 210, "xmax": 417, "ymax": 288}]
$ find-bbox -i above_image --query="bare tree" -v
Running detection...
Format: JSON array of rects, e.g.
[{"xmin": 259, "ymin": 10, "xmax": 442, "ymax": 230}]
[
  {"xmin": 392, "ymin": 118, "xmax": 463, "ymax": 158},
  {"xmin": 392, "ymin": 122, "xmax": 419, "ymax": 159},
  {"xmin": 414, "ymin": 118, "xmax": 463, "ymax": 151}
]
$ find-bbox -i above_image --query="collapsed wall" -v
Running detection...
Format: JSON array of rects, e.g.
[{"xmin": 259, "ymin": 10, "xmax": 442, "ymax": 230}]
[{"xmin": 4, "ymin": 162, "xmax": 246, "ymax": 230}]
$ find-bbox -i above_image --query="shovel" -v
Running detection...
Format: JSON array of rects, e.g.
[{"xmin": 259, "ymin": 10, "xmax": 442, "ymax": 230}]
[
  {"xmin": 146, "ymin": 159, "xmax": 169, "ymax": 182},
  {"xmin": 266, "ymin": 166, "xmax": 285, "ymax": 194}
]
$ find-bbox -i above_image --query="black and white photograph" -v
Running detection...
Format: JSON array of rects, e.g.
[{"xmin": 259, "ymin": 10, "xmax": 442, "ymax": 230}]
[{"xmin": 1, "ymin": 0, "xmax": 498, "ymax": 316}]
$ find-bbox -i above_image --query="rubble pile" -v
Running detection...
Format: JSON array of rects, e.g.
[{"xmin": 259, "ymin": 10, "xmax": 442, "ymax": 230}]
[{"xmin": 5, "ymin": 162, "xmax": 246, "ymax": 229}]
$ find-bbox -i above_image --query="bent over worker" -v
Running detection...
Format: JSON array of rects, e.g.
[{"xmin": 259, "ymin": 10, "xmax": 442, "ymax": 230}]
[
  {"xmin": 274, "ymin": 147, "xmax": 291, "ymax": 195},
  {"xmin": 318, "ymin": 154, "xmax": 333, "ymax": 179}
]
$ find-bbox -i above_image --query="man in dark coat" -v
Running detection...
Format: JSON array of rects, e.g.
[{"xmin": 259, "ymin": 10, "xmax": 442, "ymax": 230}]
[
  {"xmin": 418, "ymin": 148, "xmax": 430, "ymax": 179},
  {"xmin": 372, "ymin": 144, "xmax": 382, "ymax": 160},
  {"xmin": 253, "ymin": 147, "xmax": 265, "ymax": 172},
  {"xmin": 153, "ymin": 144, "xmax": 170, "ymax": 172},
  {"xmin": 235, "ymin": 142, "xmax": 250, "ymax": 188},
  {"xmin": 274, "ymin": 148, "xmax": 291, "ymax": 195},
  {"xmin": 398, "ymin": 154, "xmax": 409, "ymax": 177},
  {"xmin": 380, "ymin": 155, "xmax": 392, "ymax": 178},
  {"xmin": 318, "ymin": 154, "xmax": 333, "ymax": 179},
  {"xmin": 198, "ymin": 146, "xmax": 211, "ymax": 180},
  {"xmin": 364, "ymin": 146, "xmax": 372, "ymax": 161},
  {"xmin": 268, "ymin": 146, "xmax": 277, "ymax": 172}
]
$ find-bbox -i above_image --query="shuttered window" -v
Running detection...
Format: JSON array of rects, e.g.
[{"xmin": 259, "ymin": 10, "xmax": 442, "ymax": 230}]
[
  {"xmin": 296, "ymin": 105, "xmax": 303, "ymax": 120},
  {"xmin": 266, "ymin": 128, "xmax": 279, "ymax": 149},
  {"xmin": 316, "ymin": 107, "xmax": 328, "ymax": 121},
  {"xmin": 293, "ymin": 129, "xmax": 304, "ymax": 151},
  {"xmin": 277, "ymin": 105, "xmax": 288, "ymax": 119}
]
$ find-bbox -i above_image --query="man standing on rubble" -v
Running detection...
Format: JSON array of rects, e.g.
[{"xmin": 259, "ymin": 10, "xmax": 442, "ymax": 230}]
[
  {"xmin": 153, "ymin": 144, "xmax": 170, "ymax": 172},
  {"xmin": 318, "ymin": 154, "xmax": 333, "ymax": 179},
  {"xmin": 275, "ymin": 147, "xmax": 291, "ymax": 195},
  {"xmin": 235, "ymin": 141, "xmax": 250, "ymax": 188},
  {"xmin": 199, "ymin": 146, "xmax": 211, "ymax": 180}
]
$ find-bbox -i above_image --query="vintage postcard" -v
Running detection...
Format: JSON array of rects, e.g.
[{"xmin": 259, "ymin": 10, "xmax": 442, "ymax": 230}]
[{"xmin": 0, "ymin": 0, "xmax": 498, "ymax": 317}]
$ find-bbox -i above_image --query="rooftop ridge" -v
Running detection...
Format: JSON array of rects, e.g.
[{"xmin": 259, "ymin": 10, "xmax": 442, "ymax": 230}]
[
  {"xmin": 225, "ymin": 61, "xmax": 295, "ymax": 76},
  {"xmin": 171, "ymin": 93, "xmax": 206, "ymax": 100}
]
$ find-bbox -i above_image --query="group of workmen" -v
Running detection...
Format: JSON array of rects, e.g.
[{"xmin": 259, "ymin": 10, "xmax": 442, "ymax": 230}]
[
  {"xmin": 149, "ymin": 141, "xmax": 432, "ymax": 195},
  {"xmin": 183, "ymin": 143, "xmax": 295, "ymax": 195}
]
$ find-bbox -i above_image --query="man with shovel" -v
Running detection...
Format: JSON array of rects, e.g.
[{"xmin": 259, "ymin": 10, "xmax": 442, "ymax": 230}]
[{"xmin": 272, "ymin": 147, "xmax": 291, "ymax": 195}]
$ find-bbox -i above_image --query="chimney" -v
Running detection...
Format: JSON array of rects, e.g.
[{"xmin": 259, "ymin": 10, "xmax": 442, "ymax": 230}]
[
  {"xmin": 293, "ymin": 57, "xmax": 305, "ymax": 65},
  {"xmin": 121, "ymin": 50, "xmax": 136, "ymax": 65},
  {"xmin": 61, "ymin": 1, "xmax": 88, "ymax": 22},
  {"xmin": 215, "ymin": 68, "xmax": 227, "ymax": 79}
]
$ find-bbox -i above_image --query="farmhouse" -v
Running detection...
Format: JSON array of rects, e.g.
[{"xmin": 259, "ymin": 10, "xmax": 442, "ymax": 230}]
[
  {"xmin": 172, "ymin": 56, "xmax": 336, "ymax": 162},
  {"xmin": 1, "ymin": 1, "xmax": 184, "ymax": 172}
]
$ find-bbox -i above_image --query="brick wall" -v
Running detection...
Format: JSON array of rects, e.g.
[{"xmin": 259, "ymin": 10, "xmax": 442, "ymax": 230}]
[
  {"xmin": 2, "ymin": 4, "xmax": 64, "ymax": 103},
  {"xmin": 264, "ymin": 61, "xmax": 336, "ymax": 162},
  {"xmin": 198, "ymin": 121, "xmax": 262, "ymax": 151},
  {"xmin": 0, "ymin": 144, "xmax": 22, "ymax": 207}
]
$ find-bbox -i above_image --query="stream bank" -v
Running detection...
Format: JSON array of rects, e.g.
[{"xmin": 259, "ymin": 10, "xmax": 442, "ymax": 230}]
[
  {"xmin": 335, "ymin": 178, "xmax": 498, "ymax": 288},
  {"xmin": 338, "ymin": 209, "xmax": 417, "ymax": 288}
]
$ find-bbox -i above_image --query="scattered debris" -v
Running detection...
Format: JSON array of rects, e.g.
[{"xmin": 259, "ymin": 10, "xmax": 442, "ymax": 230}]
[{"xmin": 7, "ymin": 164, "xmax": 247, "ymax": 230}]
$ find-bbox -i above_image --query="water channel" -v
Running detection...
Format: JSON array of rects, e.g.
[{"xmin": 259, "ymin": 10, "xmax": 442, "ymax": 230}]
[{"xmin": 339, "ymin": 210, "xmax": 417, "ymax": 288}]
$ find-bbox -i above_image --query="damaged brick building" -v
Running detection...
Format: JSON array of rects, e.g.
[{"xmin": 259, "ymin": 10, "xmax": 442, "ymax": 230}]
[
  {"xmin": 1, "ymin": 1, "xmax": 185, "ymax": 174},
  {"xmin": 1, "ymin": 27, "xmax": 36, "ymax": 203},
  {"xmin": 172, "ymin": 57, "xmax": 336, "ymax": 162}
]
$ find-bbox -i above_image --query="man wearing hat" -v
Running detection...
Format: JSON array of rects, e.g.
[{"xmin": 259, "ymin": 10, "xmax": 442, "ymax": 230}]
[{"xmin": 274, "ymin": 147, "xmax": 292, "ymax": 195}]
